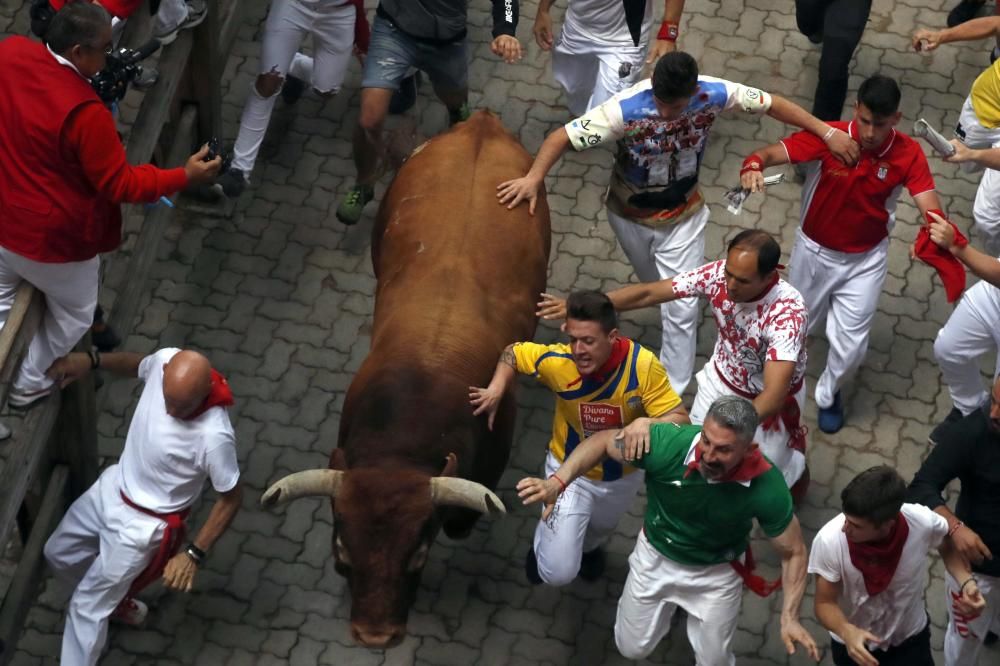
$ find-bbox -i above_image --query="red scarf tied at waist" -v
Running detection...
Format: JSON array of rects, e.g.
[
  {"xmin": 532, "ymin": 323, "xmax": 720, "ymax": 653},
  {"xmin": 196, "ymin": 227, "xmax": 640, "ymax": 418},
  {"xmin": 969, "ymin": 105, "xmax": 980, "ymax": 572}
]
[
  {"xmin": 683, "ymin": 444, "xmax": 782, "ymax": 597},
  {"xmin": 716, "ymin": 363, "xmax": 808, "ymax": 454},
  {"xmin": 120, "ymin": 492, "xmax": 190, "ymax": 596},
  {"xmin": 847, "ymin": 513, "xmax": 910, "ymax": 596},
  {"xmin": 914, "ymin": 209, "xmax": 968, "ymax": 304},
  {"xmin": 566, "ymin": 337, "xmax": 630, "ymax": 388},
  {"xmin": 184, "ymin": 368, "xmax": 235, "ymax": 420}
]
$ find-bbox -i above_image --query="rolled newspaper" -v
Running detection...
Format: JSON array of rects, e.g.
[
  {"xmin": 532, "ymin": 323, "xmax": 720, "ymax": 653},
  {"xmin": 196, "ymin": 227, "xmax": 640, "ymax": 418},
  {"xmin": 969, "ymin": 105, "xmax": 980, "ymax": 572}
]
[
  {"xmin": 914, "ymin": 118, "xmax": 956, "ymax": 157},
  {"xmin": 725, "ymin": 173, "xmax": 786, "ymax": 215}
]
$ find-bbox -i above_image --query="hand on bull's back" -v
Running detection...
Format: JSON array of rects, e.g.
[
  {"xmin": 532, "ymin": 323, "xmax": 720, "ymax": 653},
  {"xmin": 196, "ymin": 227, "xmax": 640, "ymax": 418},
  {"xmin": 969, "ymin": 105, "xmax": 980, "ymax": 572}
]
[{"xmin": 496, "ymin": 175, "xmax": 541, "ymax": 215}]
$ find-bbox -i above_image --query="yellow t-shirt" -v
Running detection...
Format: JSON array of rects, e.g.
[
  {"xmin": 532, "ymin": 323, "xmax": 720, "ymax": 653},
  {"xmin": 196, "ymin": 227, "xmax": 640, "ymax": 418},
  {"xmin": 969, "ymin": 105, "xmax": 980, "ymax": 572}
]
[
  {"xmin": 513, "ymin": 339, "xmax": 682, "ymax": 481},
  {"xmin": 971, "ymin": 59, "xmax": 1000, "ymax": 129}
]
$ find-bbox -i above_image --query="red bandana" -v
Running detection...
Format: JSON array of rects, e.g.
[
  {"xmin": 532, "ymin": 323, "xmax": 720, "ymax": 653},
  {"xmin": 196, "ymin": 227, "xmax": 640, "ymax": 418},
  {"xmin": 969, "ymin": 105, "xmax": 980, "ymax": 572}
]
[
  {"xmin": 847, "ymin": 513, "xmax": 910, "ymax": 596},
  {"xmin": 566, "ymin": 337, "xmax": 631, "ymax": 388},
  {"xmin": 914, "ymin": 210, "xmax": 968, "ymax": 303},
  {"xmin": 683, "ymin": 443, "xmax": 772, "ymax": 482},
  {"xmin": 183, "ymin": 369, "xmax": 235, "ymax": 420}
]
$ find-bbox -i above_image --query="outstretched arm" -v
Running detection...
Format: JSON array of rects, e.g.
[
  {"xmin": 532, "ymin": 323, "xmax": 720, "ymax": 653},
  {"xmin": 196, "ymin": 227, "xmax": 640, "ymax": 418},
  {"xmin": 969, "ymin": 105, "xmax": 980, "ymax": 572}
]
[
  {"xmin": 607, "ymin": 279, "xmax": 680, "ymax": 311},
  {"xmin": 470, "ymin": 344, "xmax": 520, "ymax": 430},
  {"xmin": 914, "ymin": 16, "xmax": 1000, "ymax": 51},
  {"xmin": 496, "ymin": 128, "xmax": 571, "ymax": 214},
  {"xmin": 47, "ymin": 350, "xmax": 145, "ymax": 387},
  {"xmin": 646, "ymin": 0, "xmax": 687, "ymax": 64},
  {"xmin": 162, "ymin": 484, "xmax": 243, "ymax": 592},
  {"xmin": 766, "ymin": 95, "xmax": 859, "ymax": 165},
  {"xmin": 927, "ymin": 211, "xmax": 1000, "ymax": 286},
  {"xmin": 770, "ymin": 517, "xmax": 820, "ymax": 662},
  {"xmin": 740, "ymin": 142, "xmax": 793, "ymax": 192}
]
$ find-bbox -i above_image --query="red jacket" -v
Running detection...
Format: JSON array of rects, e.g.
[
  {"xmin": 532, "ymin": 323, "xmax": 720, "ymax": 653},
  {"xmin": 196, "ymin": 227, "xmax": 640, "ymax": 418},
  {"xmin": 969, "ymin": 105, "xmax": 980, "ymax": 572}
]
[
  {"xmin": 50, "ymin": 0, "xmax": 142, "ymax": 19},
  {"xmin": 0, "ymin": 37, "xmax": 188, "ymax": 262}
]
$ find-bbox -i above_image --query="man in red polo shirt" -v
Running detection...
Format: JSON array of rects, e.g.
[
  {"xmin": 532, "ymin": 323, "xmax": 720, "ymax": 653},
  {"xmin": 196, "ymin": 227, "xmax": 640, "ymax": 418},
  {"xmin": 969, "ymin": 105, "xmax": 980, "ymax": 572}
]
[
  {"xmin": 0, "ymin": 3, "xmax": 219, "ymax": 409},
  {"xmin": 740, "ymin": 75, "xmax": 942, "ymax": 433}
]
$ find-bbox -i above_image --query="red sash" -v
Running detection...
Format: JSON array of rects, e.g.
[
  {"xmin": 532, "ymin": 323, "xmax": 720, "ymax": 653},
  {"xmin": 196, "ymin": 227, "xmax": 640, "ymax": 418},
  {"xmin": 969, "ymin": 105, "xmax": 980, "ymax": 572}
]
[
  {"xmin": 731, "ymin": 545, "xmax": 783, "ymax": 597},
  {"xmin": 715, "ymin": 362, "xmax": 807, "ymax": 454},
  {"xmin": 120, "ymin": 492, "xmax": 190, "ymax": 595}
]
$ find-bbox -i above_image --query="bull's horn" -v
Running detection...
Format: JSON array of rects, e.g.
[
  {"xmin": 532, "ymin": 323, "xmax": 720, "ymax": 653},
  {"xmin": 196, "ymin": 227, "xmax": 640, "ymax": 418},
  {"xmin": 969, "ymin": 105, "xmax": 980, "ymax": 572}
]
[
  {"xmin": 429, "ymin": 477, "xmax": 506, "ymax": 516},
  {"xmin": 261, "ymin": 470, "xmax": 344, "ymax": 507}
]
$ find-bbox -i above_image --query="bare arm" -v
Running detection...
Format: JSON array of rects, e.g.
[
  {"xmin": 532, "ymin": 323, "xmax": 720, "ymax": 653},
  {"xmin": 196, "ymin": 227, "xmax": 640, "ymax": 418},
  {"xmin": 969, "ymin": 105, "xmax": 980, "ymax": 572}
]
[
  {"xmin": 754, "ymin": 360, "xmax": 795, "ymax": 420},
  {"xmin": 646, "ymin": 0, "xmax": 687, "ymax": 64},
  {"xmin": 516, "ymin": 429, "xmax": 622, "ymax": 511},
  {"xmin": 944, "ymin": 139, "xmax": 1000, "ymax": 170},
  {"xmin": 740, "ymin": 142, "xmax": 793, "ymax": 192},
  {"xmin": 496, "ymin": 128, "xmax": 572, "ymax": 214},
  {"xmin": 470, "ymin": 344, "xmax": 520, "ymax": 430},
  {"xmin": 925, "ymin": 210, "xmax": 1000, "ymax": 286},
  {"xmin": 46, "ymin": 350, "xmax": 145, "ymax": 387},
  {"xmin": 939, "ymin": 538, "xmax": 987, "ymax": 618},
  {"xmin": 915, "ymin": 16, "xmax": 1000, "ymax": 50},
  {"xmin": 607, "ymin": 279, "xmax": 679, "ymax": 312},
  {"xmin": 814, "ymin": 576, "xmax": 880, "ymax": 666},
  {"xmin": 532, "ymin": 0, "xmax": 556, "ymax": 51},
  {"xmin": 162, "ymin": 484, "xmax": 243, "ymax": 592},
  {"xmin": 766, "ymin": 95, "xmax": 858, "ymax": 166},
  {"xmin": 769, "ymin": 517, "xmax": 820, "ymax": 661}
]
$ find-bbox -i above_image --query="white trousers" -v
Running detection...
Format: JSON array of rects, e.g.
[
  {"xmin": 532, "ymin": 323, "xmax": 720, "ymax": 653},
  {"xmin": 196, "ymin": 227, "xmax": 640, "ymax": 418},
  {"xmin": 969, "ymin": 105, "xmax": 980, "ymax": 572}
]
[
  {"xmin": 533, "ymin": 451, "xmax": 644, "ymax": 586},
  {"xmin": 231, "ymin": 0, "xmax": 355, "ymax": 173},
  {"xmin": 934, "ymin": 280, "xmax": 1000, "ymax": 415},
  {"xmin": 788, "ymin": 229, "xmax": 888, "ymax": 409},
  {"xmin": 551, "ymin": 22, "xmax": 648, "ymax": 116},
  {"xmin": 973, "ymin": 167, "xmax": 1000, "ymax": 255},
  {"xmin": 44, "ymin": 466, "xmax": 165, "ymax": 666},
  {"xmin": 607, "ymin": 206, "xmax": 709, "ymax": 396},
  {"xmin": 0, "ymin": 248, "xmax": 99, "ymax": 393},
  {"xmin": 615, "ymin": 529, "xmax": 743, "ymax": 664},
  {"xmin": 944, "ymin": 571, "xmax": 1000, "ymax": 666},
  {"xmin": 689, "ymin": 359, "xmax": 806, "ymax": 488},
  {"xmin": 956, "ymin": 96, "xmax": 1000, "ymax": 174}
]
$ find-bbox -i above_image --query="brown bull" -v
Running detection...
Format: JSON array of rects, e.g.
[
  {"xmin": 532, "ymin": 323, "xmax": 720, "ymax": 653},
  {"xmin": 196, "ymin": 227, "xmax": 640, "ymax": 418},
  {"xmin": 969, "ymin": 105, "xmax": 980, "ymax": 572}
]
[{"xmin": 262, "ymin": 111, "xmax": 551, "ymax": 649}]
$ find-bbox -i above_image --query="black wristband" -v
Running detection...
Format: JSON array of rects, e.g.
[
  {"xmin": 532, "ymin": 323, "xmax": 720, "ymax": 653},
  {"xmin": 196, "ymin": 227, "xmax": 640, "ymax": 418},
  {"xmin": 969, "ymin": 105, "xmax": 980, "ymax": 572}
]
[
  {"xmin": 186, "ymin": 543, "xmax": 206, "ymax": 564},
  {"xmin": 88, "ymin": 349, "xmax": 100, "ymax": 369}
]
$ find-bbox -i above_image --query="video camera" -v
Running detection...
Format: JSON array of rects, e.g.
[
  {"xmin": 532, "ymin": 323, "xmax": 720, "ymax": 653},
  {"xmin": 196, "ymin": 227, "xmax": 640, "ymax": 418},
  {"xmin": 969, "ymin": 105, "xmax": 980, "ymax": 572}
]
[{"xmin": 91, "ymin": 39, "xmax": 161, "ymax": 105}]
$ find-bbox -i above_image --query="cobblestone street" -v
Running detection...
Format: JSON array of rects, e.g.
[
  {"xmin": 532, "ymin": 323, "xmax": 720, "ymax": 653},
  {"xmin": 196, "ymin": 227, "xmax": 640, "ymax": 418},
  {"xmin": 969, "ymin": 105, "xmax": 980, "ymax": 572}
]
[{"xmin": 3, "ymin": 0, "xmax": 1000, "ymax": 663}]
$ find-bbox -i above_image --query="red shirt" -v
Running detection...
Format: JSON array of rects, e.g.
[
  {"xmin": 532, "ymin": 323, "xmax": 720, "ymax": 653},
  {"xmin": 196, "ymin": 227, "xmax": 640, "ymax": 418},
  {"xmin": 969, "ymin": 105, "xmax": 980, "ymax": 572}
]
[{"xmin": 780, "ymin": 121, "xmax": 935, "ymax": 253}]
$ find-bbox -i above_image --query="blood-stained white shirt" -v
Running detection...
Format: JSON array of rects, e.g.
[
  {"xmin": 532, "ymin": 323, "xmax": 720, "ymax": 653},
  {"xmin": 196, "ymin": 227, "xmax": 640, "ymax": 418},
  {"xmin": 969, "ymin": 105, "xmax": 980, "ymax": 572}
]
[{"xmin": 671, "ymin": 260, "xmax": 808, "ymax": 394}]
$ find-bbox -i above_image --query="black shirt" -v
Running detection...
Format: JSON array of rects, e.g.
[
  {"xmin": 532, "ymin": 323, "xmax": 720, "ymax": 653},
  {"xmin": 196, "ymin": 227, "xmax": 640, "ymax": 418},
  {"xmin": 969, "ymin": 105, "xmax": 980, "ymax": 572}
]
[{"xmin": 907, "ymin": 407, "xmax": 1000, "ymax": 577}]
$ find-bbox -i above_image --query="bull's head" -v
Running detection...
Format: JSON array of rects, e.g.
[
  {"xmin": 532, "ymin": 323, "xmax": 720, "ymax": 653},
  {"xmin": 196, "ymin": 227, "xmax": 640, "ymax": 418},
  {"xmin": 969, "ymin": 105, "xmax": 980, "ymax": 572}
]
[{"xmin": 260, "ymin": 458, "xmax": 504, "ymax": 649}]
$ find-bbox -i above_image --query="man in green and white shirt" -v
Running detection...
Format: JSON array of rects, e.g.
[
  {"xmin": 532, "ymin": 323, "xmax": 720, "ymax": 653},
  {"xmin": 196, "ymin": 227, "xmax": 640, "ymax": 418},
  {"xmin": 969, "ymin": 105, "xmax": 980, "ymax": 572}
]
[{"xmin": 517, "ymin": 395, "xmax": 819, "ymax": 665}]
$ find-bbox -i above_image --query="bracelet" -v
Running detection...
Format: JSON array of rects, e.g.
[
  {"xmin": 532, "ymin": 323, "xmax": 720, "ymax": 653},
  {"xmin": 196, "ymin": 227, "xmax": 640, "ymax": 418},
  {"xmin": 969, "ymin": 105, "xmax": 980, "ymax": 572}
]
[
  {"xmin": 657, "ymin": 20, "xmax": 679, "ymax": 42},
  {"xmin": 740, "ymin": 154, "xmax": 764, "ymax": 175},
  {"xmin": 88, "ymin": 349, "xmax": 100, "ymax": 369},
  {"xmin": 960, "ymin": 577, "xmax": 977, "ymax": 594},
  {"xmin": 823, "ymin": 126, "xmax": 837, "ymax": 141},
  {"xmin": 550, "ymin": 473, "xmax": 568, "ymax": 493},
  {"xmin": 185, "ymin": 543, "xmax": 206, "ymax": 565},
  {"xmin": 949, "ymin": 520, "xmax": 964, "ymax": 537}
]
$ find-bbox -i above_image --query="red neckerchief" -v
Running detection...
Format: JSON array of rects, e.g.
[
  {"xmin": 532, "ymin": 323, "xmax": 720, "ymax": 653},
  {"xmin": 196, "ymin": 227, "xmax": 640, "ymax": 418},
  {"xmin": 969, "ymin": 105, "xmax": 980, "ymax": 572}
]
[
  {"xmin": 847, "ymin": 513, "xmax": 910, "ymax": 596},
  {"xmin": 183, "ymin": 368, "xmax": 235, "ymax": 420},
  {"xmin": 683, "ymin": 443, "xmax": 772, "ymax": 482},
  {"xmin": 566, "ymin": 337, "xmax": 630, "ymax": 388},
  {"xmin": 914, "ymin": 209, "xmax": 968, "ymax": 303}
]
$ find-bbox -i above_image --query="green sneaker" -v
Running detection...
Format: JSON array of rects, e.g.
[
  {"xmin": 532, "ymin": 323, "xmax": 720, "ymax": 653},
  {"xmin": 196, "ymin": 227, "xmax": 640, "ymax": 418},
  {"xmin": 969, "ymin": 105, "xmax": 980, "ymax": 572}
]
[
  {"xmin": 448, "ymin": 102, "xmax": 471, "ymax": 126},
  {"xmin": 336, "ymin": 184, "xmax": 374, "ymax": 225}
]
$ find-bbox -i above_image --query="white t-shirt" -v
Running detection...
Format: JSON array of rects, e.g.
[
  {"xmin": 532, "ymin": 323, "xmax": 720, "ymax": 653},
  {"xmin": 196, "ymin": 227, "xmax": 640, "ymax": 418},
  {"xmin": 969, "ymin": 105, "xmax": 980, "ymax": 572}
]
[
  {"xmin": 117, "ymin": 348, "xmax": 240, "ymax": 513},
  {"xmin": 561, "ymin": 0, "xmax": 653, "ymax": 50},
  {"xmin": 808, "ymin": 503, "xmax": 949, "ymax": 649},
  {"xmin": 671, "ymin": 260, "xmax": 808, "ymax": 394}
]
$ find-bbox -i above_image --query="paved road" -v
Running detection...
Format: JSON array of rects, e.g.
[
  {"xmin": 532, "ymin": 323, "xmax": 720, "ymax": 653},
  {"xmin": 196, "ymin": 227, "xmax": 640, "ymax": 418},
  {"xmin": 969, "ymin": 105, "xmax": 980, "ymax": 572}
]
[{"xmin": 4, "ymin": 0, "xmax": 999, "ymax": 663}]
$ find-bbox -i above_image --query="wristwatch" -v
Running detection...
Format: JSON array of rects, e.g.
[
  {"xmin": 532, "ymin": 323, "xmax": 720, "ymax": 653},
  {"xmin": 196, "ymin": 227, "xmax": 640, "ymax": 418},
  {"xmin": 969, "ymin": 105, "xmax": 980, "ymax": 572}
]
[{"xmin": 185, "ymin": 543, "xmax": 206, "ymax": 565}]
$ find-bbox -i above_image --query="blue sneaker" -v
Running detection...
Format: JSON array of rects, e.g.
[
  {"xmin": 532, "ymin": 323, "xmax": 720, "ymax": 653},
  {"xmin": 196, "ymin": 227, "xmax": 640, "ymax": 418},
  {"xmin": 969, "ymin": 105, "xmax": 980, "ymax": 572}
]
[{"xmin": 818, "ymin": 391, "xmax": 844, "ymax": 434}]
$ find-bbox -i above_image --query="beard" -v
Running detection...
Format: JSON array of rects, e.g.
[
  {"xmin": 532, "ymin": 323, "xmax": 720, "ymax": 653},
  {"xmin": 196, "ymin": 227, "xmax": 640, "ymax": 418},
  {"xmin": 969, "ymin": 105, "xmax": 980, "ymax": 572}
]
[{"xmin": 699, "ymin": 462, "xmax": 726, "ymax": 480}]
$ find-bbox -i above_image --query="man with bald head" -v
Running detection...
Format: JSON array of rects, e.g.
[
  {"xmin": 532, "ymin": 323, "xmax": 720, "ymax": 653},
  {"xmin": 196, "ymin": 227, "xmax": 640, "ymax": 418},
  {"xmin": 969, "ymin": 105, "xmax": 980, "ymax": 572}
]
[{"xmin": 42, "ymin": 347, "xmax": 242, "ymax": 666}]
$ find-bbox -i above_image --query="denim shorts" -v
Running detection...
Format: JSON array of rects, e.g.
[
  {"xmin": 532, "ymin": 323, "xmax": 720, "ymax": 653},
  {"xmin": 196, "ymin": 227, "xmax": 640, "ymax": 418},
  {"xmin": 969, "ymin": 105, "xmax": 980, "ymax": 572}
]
[{"xmin": 361, "ymin": 15, "xmax": 468, "ymax": 93}]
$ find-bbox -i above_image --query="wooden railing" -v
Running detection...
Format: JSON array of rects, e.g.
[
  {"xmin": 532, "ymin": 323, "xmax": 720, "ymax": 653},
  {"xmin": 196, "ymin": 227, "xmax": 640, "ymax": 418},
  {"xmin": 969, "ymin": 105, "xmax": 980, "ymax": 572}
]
[{"xmin": 0, "ymin": 0, "xmax": 236, "ymax": 658}]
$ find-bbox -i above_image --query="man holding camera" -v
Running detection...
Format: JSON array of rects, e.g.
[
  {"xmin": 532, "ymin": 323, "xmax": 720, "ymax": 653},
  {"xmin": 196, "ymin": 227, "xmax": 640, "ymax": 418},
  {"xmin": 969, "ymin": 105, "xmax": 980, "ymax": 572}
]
[{"xmin": 0, "ymin": 3, "xmax": 220, "ymax": 410}]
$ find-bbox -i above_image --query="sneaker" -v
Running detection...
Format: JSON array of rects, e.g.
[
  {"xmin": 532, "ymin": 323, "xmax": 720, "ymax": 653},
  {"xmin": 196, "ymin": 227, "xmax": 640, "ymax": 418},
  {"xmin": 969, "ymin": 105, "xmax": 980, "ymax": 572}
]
[
  {"xmin": 524, "ymin": 547, "xmax": 543, "ymax": 585},
  {"xmin": 928, "ymin": 407, "xmax": 963, "ymax": 445},
  {"xmin": 389, "ymin": 73, "xmax": 420, "ymax": 115},
  {"xmin": 336, "ymin": 185, "xmax": 374, "ymax": 225},
  {"xmin": 132, "ymin": 66, "xmax": 159, "ymax": 91},
  {"xmin": 807, "ymin": 32, "xmax": 823, "ymax": 45},
  {"xmin": 817, "ymin": 391, "xmax": 844, "ymax": 434},
  {"xmin": 8, "ymin": 386, "xmax": 53, "ymax": 410},
  {"xmin": 0, "ymin": 422, "xmax": 11, "ymax": 441},
  {"xmin": 947, "ymin": 0, "xmax": 985, "ymax": 27},
  {"xmin": 153, "ymin": 0, "xmax": 208, "ymax": 46},
  {"xmin": 281, "ymin": 75, "xmax": 307, "ymax": 105},
  {"xmin": 448, "ymin": 102, "xmax": 471, "ymax": 126},
  {"xmin": 578, "ymin": 548, "xmax": 606, "ymax": 582},
  {"xmin": 214, "ymin": 167, "xmax": 248, "ymax": 199},
  {"xmin": 111, "ymin": 597, "xmax": 147, "ymax": 626}
]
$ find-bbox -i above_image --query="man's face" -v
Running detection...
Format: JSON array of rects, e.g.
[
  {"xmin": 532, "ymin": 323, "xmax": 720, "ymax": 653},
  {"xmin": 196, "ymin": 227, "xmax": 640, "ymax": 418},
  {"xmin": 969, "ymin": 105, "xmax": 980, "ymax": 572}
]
[
  {"xmin": 653, "ymin": 93, "xmax": 692, "ymax": 121},
  {"xmin": 562, "ymin": 318, "xmax": 615, "ymax": 376},
  {"xmin": 69, "ymin": 23, "xmax": 113, "ymax": 78},
  {"xmin": 723, "ymin": 248, "xmax": 772, "ymax": 303},
  {"xmin": 698, "ymin": 417, "xmax": 750, "ymax": 481},
  {"xmin": 841, "ymin": 514, "xmax": 893, "ymax": 544},
  {"xmin": 988, "ymin": 380, "xmax": 1000, "ymax": 432},
  {"xmin": 853, "ymin": 102, "xmax": 901, "ymax": 151}
]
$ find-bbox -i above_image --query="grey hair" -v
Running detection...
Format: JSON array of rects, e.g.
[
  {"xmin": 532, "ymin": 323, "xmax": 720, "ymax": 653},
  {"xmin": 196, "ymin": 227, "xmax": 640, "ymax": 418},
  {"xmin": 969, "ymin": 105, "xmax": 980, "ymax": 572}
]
[
  {"xmin": 46, "ymin": 3, "xmax": 110, "ymax": 55},
  {"xmin": 704, "ymin": 396, "xmax": 758, "ymax": 444}
]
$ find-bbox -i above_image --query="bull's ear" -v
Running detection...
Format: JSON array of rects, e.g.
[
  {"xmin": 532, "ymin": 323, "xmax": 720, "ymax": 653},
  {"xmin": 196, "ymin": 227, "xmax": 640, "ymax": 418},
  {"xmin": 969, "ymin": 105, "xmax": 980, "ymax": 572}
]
[
  {"xmin": 440, "ymin": 452, "xmax": 458, "ymax": 477},
  {"xmin": 331, "ymin": 448, "xmax": 347, "ymax": 470}
]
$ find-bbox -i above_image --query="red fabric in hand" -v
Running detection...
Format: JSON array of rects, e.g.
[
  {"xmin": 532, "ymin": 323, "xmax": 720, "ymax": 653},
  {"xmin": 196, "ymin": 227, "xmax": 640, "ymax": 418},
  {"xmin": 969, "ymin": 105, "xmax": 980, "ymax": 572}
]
[
  {"xmin": 914, "ymin": 210, "xmax": 968, "ymax": 303},
  {"xmin": 847, "ymin": 513, "xmax": 910, "ymax": 596}
]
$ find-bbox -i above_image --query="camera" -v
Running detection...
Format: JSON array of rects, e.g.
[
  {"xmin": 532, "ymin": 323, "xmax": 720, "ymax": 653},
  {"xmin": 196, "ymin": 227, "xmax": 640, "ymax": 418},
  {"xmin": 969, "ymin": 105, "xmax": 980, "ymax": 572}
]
[{"xmin": 90, "ymin": 39, "xmax": 161, "ymax": 105}]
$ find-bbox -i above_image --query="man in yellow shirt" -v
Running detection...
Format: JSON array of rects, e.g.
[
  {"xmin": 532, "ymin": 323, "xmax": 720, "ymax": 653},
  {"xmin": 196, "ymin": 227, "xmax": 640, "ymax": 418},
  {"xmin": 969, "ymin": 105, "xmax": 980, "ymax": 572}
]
[{"xmin": 470, "ymin": 290, "xmax": 688, "ymax": 585}]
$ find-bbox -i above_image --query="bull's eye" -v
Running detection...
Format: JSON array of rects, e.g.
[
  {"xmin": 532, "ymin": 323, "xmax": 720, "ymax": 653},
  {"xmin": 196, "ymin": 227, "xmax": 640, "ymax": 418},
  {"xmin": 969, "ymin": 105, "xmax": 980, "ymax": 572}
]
[
  {"xmin": 407, "ymin": 543, "xmax": 429, "ymax": 572},
  {"xmin": 335, "ymin": 535, "xmax": 351, "ymax": 566}
]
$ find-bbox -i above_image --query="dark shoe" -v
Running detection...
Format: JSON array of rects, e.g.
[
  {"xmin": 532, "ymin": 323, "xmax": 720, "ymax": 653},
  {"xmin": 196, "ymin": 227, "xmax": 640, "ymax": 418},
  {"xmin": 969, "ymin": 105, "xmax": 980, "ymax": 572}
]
[
  {"xmin": 947, "ymin": 0, "xmax": 985, "ymax": 27},
  {"xmin": 817, "ymin": 391, "xmax": 844, "ymax": 434},
  {"xmin": 389, "ymin": 72, "xmax": 420, "ymax": 115},
  {"xmin": 132, "ymin": 66, "xmax": 159, "ymax": 91},
  {"xmin": 214, "ymin": 167, "xmax": 247, "ymax": 199},
  {"xmin": 524, "ymin": 548, "xmax": 543, "ymax": 585},
  {"xmin": 984, "ymin": 631, "xmax": 998, "ymax": 646},
  {"xmin": 336, "ymin": 184, "xmax": 375, "ymax": 225},
  {"xmin": 790, "ymin": 465, "xmax": 811, "ymax": 506},
  {"xmin": 281, "ymin": 75, "xmax": 306, "ymax": 105},
  {"xmin": 928, "ymin": 407, "xmax": 963, "ymax": 446},
  {"xmin": 807, "ymin": 32, "xmax": 823, "ymax": 45},
  {"xmin": 578, "ymin": 548, "xmax": 606, "ymax": 582},
  {"xmin": 91, "ymin": 323, "xmax": 122, "ymax": 352},
  {"xmin": 992, "ymin": 46, "xmax": 1000, "ymax": 64},
  {"xmin": 448, "ymin": 102, "xmax": 471, "ymax": 126}
]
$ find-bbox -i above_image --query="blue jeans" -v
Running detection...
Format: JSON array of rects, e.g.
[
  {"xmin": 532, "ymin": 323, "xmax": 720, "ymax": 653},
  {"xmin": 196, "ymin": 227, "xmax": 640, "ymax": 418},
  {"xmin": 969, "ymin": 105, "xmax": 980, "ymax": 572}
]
[{"xmin": 361, "ymin": 15, "xmax": 468, "ymax": 95}]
